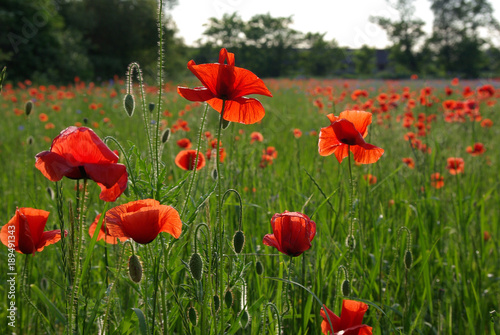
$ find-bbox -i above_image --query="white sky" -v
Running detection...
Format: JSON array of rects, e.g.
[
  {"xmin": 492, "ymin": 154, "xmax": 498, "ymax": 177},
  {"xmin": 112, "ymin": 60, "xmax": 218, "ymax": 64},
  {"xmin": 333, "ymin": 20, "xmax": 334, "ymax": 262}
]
[{"xmin": 169, "ymin": 0, "xmax": 500, "ymax": 48}]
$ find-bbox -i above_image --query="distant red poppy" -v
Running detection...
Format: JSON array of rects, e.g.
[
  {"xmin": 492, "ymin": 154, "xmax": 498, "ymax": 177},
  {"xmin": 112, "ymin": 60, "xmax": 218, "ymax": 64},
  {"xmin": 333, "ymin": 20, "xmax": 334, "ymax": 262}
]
[
  {"xmin": 451, "ymin": 77, "xmax": 459, "ymax": 86},
  {"xmin": 293, "ymin": 128, "xmax": 302, "ymax": 138},
  {"xmin": 206, "ymin": 147, "xmax": 226, "ymax": 163},
  {"xmin": 481, "ymin": 119, "xmax": 493, "ymax": 128},
  {"xmin": 89, "ymin": 213, "xmax": 128, "ymax": 245},
  {"xmin": 175, "ymin": 150, "xmax": 205, "ymax": 170},
  {"xmin": 402, "ymin": 157, "xmax": 415, "ymax": 169},
  {"xmin": 177, "ymin": 48, "xmax": 272, "ymax": 124},
  {"xmin": 35, "ymin": 127, "xmax": 128, "ymax": 202},
  {"xmin": 318, "ymin": 110, "xmax": 384, "ymax": 164},
  {"xmin": 39, "ymin": 113, "xmax": 49, "ymax": 122},
  {"xmin": 250, "ymin": 131, "xmax": 264, "ymax": 144},
  {"xmin": 446, "ymin": 157, "xmax": 464, "ymax": 175},
  {"xmin": 410, "ymin": 74, "xmax": 418, "ymax": 80},
  {"xmin": 320, "ymin": 300, "xmax": 372, "ymax": 335},
  {"xmin": 262, "ymin": 211, "xmax": 316, "ymax": 257},
  {"xmin": 431, "ymin": 173, "xmax": 444, "ymax": 189},
  {"xmin": 105, "ymin": 199, "xmax": 182, "ymax": 244},
  {"xmin": 0, "ymin": 208, "xmax": 65, "ymax": 254},
  {"xmin": 363, "ymin": 174, "xmax": 377, "ymax": 185},
  {"xmin": 466, "ymin": 143, "xmax": 485, "ymax": 156},
  {"xmin": 176, "ymin": 138, "xmax": 192, "ymax": 149}
]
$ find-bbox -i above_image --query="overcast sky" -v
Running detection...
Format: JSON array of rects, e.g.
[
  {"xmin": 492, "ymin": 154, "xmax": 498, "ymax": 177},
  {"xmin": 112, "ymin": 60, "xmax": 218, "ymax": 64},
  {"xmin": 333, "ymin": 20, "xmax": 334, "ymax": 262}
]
[{"xmin": 168, "ymin": 0, "xmax": 500, "ymax": 49}]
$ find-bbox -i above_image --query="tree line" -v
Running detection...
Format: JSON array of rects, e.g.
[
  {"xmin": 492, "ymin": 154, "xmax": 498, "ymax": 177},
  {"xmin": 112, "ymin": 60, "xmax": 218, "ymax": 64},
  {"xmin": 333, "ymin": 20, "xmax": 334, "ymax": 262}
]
[{"xmin": 1, "ymin": 0, "xmax": 499, "ymax": 83}]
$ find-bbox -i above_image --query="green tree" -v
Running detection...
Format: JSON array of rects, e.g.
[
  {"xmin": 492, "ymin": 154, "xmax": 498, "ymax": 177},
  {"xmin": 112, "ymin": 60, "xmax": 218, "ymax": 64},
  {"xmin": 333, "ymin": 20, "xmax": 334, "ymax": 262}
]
[
  {"xmin": 299, "ymin": 33, "xmax": 346, "ymax": 76},
  {"xmin": 353, "ymin": 45, "xmax": 376, "ymax": 75},
  {"xmin": 370, "ymin": 0, "xmax": 426, "ymax": 74}
]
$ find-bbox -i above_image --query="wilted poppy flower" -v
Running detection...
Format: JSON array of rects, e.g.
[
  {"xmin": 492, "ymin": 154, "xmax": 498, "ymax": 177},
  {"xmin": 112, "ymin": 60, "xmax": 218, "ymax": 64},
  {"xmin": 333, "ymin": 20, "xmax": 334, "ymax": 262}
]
[
  {"xmin": 431, "ymin": 173, "xmax": 444, "ymax": 189},
  {"xmin": 175, "ymin": 150, "xmax": 205, "ymax": 170},
  {"xmin": 466, "ymin": 143, "xmax": 485, "ymax": 156},
  {"xmin": 35, "ymin": 127, "xmax": 128, "ymax": 202},
  {"xmin": 402, "ymin": 157, "xmax": 415, "ymax": 169},
  {"xmin": 1, "ymin": 208, "xmax": 65, "ymax": 254},
  {"xmin": 177, "ymin": 48, "xmax": 272, "ymax": 124},
  {"xmin": 262, "ymin": 211, "xmax": 316, "ymax": 257},
  {"xmin": 89, "ymin": 213, "xmax": 128, "ymax": 245},
  {"xmin": 250, "ymin": 131, "xmax": 264, "ymax": 144},
  {"xmin": 318, "ymin": 110, "xmax": 384, "ymax": 164},
  {"xmin": 105, "ymin": 199, "xmax": 182, "ymax": 244},
  {"xmin": 446, "ymin": 157, "xmax": 464, "ymax": 175},
  {"xmin": 320, "ymin": 300, "xmax": 372, "ymax": 335}
]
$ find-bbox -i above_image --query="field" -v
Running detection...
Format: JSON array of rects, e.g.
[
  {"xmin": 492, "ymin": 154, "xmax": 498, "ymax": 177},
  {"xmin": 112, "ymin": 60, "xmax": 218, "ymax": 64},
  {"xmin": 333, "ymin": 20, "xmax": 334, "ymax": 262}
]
[{"xmin": 0, "ymin": 72, "xmax": 499, "ymax": 334}]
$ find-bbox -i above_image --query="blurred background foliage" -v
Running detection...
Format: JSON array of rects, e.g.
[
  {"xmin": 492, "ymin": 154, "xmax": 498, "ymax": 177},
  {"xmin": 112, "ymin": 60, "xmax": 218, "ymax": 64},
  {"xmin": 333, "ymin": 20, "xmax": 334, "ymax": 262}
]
[{"xmin": 1, "ymin": 0, "xmax": 500, "ymax": 83}]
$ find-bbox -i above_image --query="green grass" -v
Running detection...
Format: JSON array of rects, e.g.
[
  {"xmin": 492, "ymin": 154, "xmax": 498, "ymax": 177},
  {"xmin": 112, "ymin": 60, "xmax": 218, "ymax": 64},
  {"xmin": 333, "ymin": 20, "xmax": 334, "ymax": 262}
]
[{"xmin": 0, "ymin": 77, "xmax": 499, "ymax": 334}]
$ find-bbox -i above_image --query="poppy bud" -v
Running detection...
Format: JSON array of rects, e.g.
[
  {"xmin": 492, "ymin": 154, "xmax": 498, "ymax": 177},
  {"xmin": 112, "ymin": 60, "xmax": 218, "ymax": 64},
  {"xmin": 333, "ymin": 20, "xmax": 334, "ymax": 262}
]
[
  {"xmin": 83, "ymin": 117, "xmax": 88, "ymax": 124},
  {"xmin": 222, "ymin": 118, "xmax": 231, "ymax": 129},
  {"xmin": 213, "ymin": 295, "xmax": 220, "ymax": 312},
  {"xmin": 25, "ymin": 101, "xmax": 33, "ymax": 116},
  {"xmin": 161, "ymin": 128, "xmax": 171, "ymax": 143},
  {"xmin": 124, "ymin": 94, "xmax": 135, "ymax": 117},
  {"xmin": 128, "ymin": 254, "xmax": 143, "ymax": 283},
  {"xmin": 27, "ymin": 136, "xmax": 34, "ymax": 145},
  {"xmin": 189, "ymin": 252, "xmax": 203, "ymax": 281},
  {"xmin": 255, "ymin": 261, "xmax": 263, "ymax": 275},
  {"xmin": 404, "ymin": 250, "xmax": 413, "ymax": 270},
  {"xmin": 40, "ymin": 277, "xmax": 49, "ymax": 290},
  {"xmin": 239, "ymin": 310, "xmax": 250, "ymax": 329},
  {"xmin": 46, "ymin": 187, "xmax": 55, "ymax": 200},
  {"xmin": 187, "ymin": 306, "xmax": 198, "ymax": 326},
  {"xmin": 211, "ymin": 168, "xmax": 218, "ymax": 180},
  {"xmin": 233, "ymin": 230, "xmax": 245, "ymax": 254},
  {"xmin": 224, "ymin": 289, "xmax": 233, "ymax": 308},
  {"xmin": 148, "ymin": 102, "xmax": 155, "ymax": 112},
  {"xmin": 341, "ymin": 279, "xmax": 350, "ymax": 297}
]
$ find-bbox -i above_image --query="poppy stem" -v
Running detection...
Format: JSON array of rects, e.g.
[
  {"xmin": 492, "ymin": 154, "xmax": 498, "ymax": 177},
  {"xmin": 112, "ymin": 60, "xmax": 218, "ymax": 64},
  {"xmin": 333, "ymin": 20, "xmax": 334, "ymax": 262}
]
[
  {"xmin": 154, "ymin": 0, "xmax": 164, "ymax": 201},
  {"xmin": 216, "ymin": 99, "xmax": 226, "ymax": 333},
  {"xmin": 347, "ymin": 146, "xmax": 354, "ymax": 238}
]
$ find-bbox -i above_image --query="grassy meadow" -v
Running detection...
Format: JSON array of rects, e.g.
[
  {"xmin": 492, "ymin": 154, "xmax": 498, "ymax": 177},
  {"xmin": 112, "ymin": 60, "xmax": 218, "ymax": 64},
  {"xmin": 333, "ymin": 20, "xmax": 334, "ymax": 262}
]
[{"xmin": 0, "ymin": 74, "xmax": 499, "ymax": 334}]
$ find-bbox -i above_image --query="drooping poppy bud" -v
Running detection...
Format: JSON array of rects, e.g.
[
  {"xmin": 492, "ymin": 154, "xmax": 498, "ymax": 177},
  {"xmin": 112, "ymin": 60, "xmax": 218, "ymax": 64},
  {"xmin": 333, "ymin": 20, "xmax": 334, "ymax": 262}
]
[
  {"xmin": 233, "ymin": 230, "xmax": 245, "ymax": 254},
  {"xmin": 189, "ymin": 252, "xmax": 203, "ymax": 281},
  {"xmin": 128, "ymin": 254, "xmax": 143, "ymax": 283},
  {"xmin": 124, "ymin": 94, "xmax": 135, "ymax": 117}
]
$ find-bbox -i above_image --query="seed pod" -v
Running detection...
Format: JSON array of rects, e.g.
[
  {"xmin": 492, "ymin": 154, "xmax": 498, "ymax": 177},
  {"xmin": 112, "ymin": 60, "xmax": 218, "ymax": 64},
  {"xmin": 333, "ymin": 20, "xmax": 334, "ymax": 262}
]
[
  {"xmin": 341, "ymin": 279, "xmax": 350, "ymax": 297},
  {"xmin": 124, "ymin": 94, "xmax": 135, "ymax": 117},
  {"xmin": 161, "ymin": 128, "xmax": 171, "ymax": 143},
  {"xmin": 189, "ymin": 252, "xmax": 203, "ymax": 281},
  {"xmin": 233, "ymin": 230, "xmax": 245, "ymax": 254},
  {"xmin": 239, "ymin": 310, "xmax": 250, "ymax": 329},
  {"xmin": 25, "ymin": 101, "xmax": 33, "ymax": 116},
  {"xmin": 222, "ymin": 118, "xmax": 231, "ymax": 129},
  {"xmin": 255, "ymin": 261, "xmax": 263, "ymax": 275},
  {"xmin": 128, "ymin": 254, "xmax": 143, "ymax": 283},
  {"xmin": 224, "ymin": 289, "xmax": 233, "ymax": 308},
  {"xmin": 148, "ymin": 102, "xmax": 155, "ymax": 112},
  {"xmin": 213, "ymin": 295, "xmax": 220, "ymax": 312},
  {"xmin": 404, "ymin": 250, "xmax": 413, "ymax": 270},
  {"xmin": 187, "ymin": 306, "xmax": 198, "ymax": 326}
]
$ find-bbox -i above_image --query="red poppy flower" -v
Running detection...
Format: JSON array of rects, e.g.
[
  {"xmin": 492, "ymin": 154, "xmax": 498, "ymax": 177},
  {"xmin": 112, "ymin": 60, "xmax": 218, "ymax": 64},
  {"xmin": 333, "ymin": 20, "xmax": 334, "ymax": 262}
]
[
  {"xmin": 175, "ymin": 150, "xmax": 205, "ymax": 170},
  {"xmin": 320, "ymin": 300, "xmax": 372, "ymax": 335},
  {"xmin": 431, "ymin": 173, "xmax": 445, "ymax": 189},
  {"xmin": 105, "ymin": 199, "xmax": 182, "ymax": 244},
  {"xmin": 1, "ymin": 208, "xmax": 65, "ymax": 254},
  {"xmin": 466, "ymin": 143, "xmax": 485, "ymax": 156},
  {"xmin": 35, "ymin": 127, "xmax": 128, "ymax": 202},
  {"xmin": 481, "ymin": 119, "xmax": 493, "ymax": 128},
  {"xmin": 293, "ymin": 128, "xmax": 302, "ymax": 138},
  {"xmin": 88, "ymin": 214, "xmax": 128, "ymax": 245},
  {"xmin": 176, "ymin": 138, "xmax": 192, "ymax": 149},
  {"xmin": 402, "ymin": 157, "xmax": 415, "ymax": 169},
  {"xmin": 262, "ymin": 211, "xmax": 316, "ymax": 257},
  {"xmin": 446, "ymin": 157, "xmax": 464, "ymax": 175},
  {"xmin": 318, "ymin": 110, "xmax": 384, "ymax": 164},
  {"xmin": 363, "ymin": 174, "xmax": 377, "ymax": 185},
  {"xmin": 250, "ymin": 131, "xmax": 264, "ymax": 144},
  {"xmin": 177, "ymin": 48, "xmax": 272, "ymax": 124}
]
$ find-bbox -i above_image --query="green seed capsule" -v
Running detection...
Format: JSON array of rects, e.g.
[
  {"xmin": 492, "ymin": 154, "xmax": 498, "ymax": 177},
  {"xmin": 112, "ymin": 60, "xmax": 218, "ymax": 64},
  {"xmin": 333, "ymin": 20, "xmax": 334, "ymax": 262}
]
[
  {"xmin": 233, "ymin": 230, "xmax": 245, "ymax": 254},
  {"xmin": 188, "ymin": 306, "xmax": 198, "ymax": 326},
  {"xmin": 224, "ymin": 290, "xmax": 233, "ymax": 308},
  {"xmin": 189, "ymin": 253, "xmax": 203, "ymax": 281},
  {"xmin": 256, "ymin": 261, "xmax": 263, "ymax": 275},
  {"xmin": 25, "ymin": 101, "xmax": 33, "ymax": 116},
  {"xmin": 124, "ymin": 94, "xmax": 135, "ymax": 117},
  {"xmin": 404, "ymin": 250, "xmax": 413, "ymax": 270},
  {"xmin": 161, "ymin": 128, "xmax": 171, "ymax": 143},
  {"xmin": 128, "ymin": 254, "xmax": 143, "ymax": 283},
  {"xmin": 341, "ymin": 279, "xmax": 350, "ymax": 297}
]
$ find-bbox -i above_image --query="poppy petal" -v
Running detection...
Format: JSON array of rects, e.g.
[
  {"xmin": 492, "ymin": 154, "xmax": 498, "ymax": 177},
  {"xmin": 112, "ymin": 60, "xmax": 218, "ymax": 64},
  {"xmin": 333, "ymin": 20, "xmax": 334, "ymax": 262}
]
[
  {"xmin": 35, "ymin": 151, "xmax": 80, "ymax": 181},
  {"xmin": 320, "ymin": 305, "xmax": 342, "ymax": 334},
  {"xmin": 177, "ymin": 86, "xmax": 215, "ymax": 102},
  {"xmin": 187, "ymin": 62, "xmax": 221, "ymax": 97},
  {"xmin": 228, "ymin": 67, "xmax": 272, "ymax": 99},
  {"xmin": 96, "ymin": 170, "xmax": 128, "ymax": 202},
  {"xmin": 331, "ymin": 119, "xmax": 366, "ymax": 146},
  {"xmin": 338, "ymin": 300, "xmax": 369, "ymax": 330},
  {"xmin": 157, "ymin": 205, "xmax": 182, "ymax": 239},
  {"xmin": 350, "ymin": 143, "xmax": 384, "ymax": 164},
  {"xmin": 84, "ymin": 163, "xmax": 127, "ymax": 188},
  {"xmin": 207, "ymin": 97, "xmax": 266, "ymax": 124},
  {"xmin": 36, "ymin": 230, "xmax": 64, "ymax": 252},
  {"xmin": 120, "ymin": 208, "xmax": 161, "ymax": 244},
  {"xmin": 338, "ymin": 110, "xmax": 372, "ymax": 137},
  {"xmin": 318, "ymin": 125, "xmax": 342, "ymax": 155},
  {"xmin": 218, "ymin": 48, "xmax": 235, "ymax": 66},
  {"xmin": 262, "ymin": 234, "xmax": 281, "ymax": 251}
]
